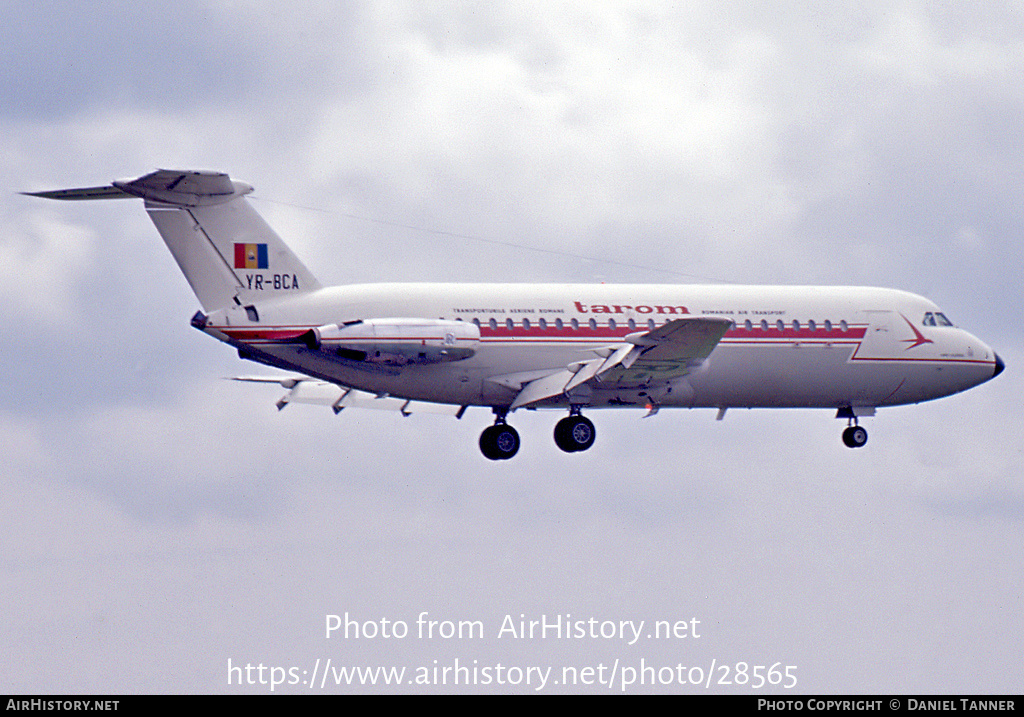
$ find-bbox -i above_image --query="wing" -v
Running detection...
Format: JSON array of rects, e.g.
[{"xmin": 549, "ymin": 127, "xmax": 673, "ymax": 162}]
[
  {"xmin": 232, "ymin": 376, "xmax": 467, "ymax": 417},
  {"xmin": 503, "ymin": 316, "xmax": 732, "ymax": 409}
]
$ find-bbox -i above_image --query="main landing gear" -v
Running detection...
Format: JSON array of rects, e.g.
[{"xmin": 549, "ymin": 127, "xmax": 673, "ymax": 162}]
[
  {"xmin": 554, "ymin": 409, "xmax": 596, "ymax": 453},
  {"xmin": 479, "ymin": 410, "xmax": 521, "ymax": 461},
  {"xmin": 479, "ymin": 407, "xmax": 597, "ymax": 460}
]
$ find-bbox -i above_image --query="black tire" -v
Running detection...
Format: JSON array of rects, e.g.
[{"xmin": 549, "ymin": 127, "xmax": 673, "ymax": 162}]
[
  {"xmin": 554, "ymin": 415, "xmax": 596, "ymax": 453},
  {"xmin": 480, "ymin": 424, "xmax": 520, "ymax": 460},
  {"xmin": 842, "ymin": 425, "xmax": 868, "ymax": 448}
]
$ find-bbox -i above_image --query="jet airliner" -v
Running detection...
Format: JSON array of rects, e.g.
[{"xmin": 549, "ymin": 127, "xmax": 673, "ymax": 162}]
[{"xmin": 27, "ymin": 169, "xmax": 1004, "ymax": 460}]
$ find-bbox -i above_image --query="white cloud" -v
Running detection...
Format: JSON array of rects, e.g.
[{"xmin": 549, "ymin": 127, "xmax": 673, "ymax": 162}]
[{"xmin": 0, "ymin": 208, "xmax": 98, "ymax": 323}]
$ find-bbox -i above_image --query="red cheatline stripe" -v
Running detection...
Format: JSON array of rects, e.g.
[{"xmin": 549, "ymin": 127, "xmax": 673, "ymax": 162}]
[{"xmin": 217, "ymin": 324, "xmax": 870, "ymax": 343}]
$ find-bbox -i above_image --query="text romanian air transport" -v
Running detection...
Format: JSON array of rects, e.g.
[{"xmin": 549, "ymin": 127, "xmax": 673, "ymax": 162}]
[{"xmin": 28, "ymin": 170, "xmax": 1004, "ymax": 460}]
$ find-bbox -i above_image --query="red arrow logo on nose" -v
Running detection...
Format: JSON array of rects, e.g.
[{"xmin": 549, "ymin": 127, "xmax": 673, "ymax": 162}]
[{"xmin": 900, "ymin": 313, "xmax": 934, "ymax": 350}]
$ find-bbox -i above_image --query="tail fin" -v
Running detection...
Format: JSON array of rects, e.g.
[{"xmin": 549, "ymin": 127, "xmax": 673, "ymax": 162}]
[{"xmin": 26, "ymin": 169, "xmax": 321, "ymax": 311}]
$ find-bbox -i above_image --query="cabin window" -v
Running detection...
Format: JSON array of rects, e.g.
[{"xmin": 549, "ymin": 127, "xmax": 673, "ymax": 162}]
[
  {"xmin": 744, "ymin": 319, "xmax": 753, "ymax": 331},
  {"xmin": 608, "ymin": 318, "xmax": 616, "ymax": 330},
  {"xmin": 647, "ymin": 319, "xmax": 656, "ymax": 330},
  {"xmin": 840, "ymin": 320, "xmax": 848, "ymax": 332},
  {"xmin": 628, "ymin": 318, "xmax": 636, "ymax": 331},
  {"xmin": 792, "ymin": 320, "xmax": 800, "ymax": 331},
  {"xmin": 824, "ymin": 319, "xmax": 832, "ymax": 332},
  {"xmin": 760, "ymin": 320, "xmax": 769, "ymax": 331},
  {"xmin": 522, "ymin": 318, "xmax": 531, "ymax": 330},
  {"xmin": 489, "ymin": 318, "xmax": 497, "ymax": 330},
  {"xmin": 538, "ymin": 318, "xmax": 547, "ymax": 330},
  {"xmin": 555, "ymin": 318, "xmax": 564, "ymax": 330},
  {"xmin": 776, "ymin": 320, "xmax": 785, "ymax": 332},
  {"xmin": 808, "ymin": 319, "xmax": 816, "ymax": 331},
  {"xmin": 244, "ymin": 305, "xmax": 259, "ymax": 322},
  {"xmin": 588, "ymin": 318, "xmax": 597, "ymax": 330},
  {"xmin": 571, "ymin": 318, "xmax": 579, "ymax": 330},
  {"xmin": 506, "ymin": 318, "xmax": 514, "ymax": 330}
]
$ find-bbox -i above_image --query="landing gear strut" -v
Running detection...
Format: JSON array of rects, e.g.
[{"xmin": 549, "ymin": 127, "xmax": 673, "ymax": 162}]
[
  {"xmin": 837, "ymin": 406, "xmax": 869, "ymax": 449},
  {"xmin": 554, "ymin": 408, "xmax": 596, "ymax": 453},
  {"xmin": 479, "ymin": 409, "xmax": 520, "ymax": 460}
]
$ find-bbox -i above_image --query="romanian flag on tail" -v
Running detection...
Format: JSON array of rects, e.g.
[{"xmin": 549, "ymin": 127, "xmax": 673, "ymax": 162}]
[{"xmin": 234, "ymin": 243, "xmax": 268, "ymax": 269}]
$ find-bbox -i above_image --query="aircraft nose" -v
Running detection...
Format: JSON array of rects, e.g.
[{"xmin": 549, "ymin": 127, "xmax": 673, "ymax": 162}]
[{"xmin": 993, "ymin": 352, "xmax": 1005, "ymax": 378}]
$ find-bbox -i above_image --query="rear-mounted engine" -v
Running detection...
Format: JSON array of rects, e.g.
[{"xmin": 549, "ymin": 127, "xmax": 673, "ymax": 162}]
[{"xmin": 302, "ymin": 318, "xmax": 479, "ymax": 366}]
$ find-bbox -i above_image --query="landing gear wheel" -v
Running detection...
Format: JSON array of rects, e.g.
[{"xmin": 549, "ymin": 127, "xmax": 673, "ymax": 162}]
[
  {"xmin": 842, "ymin": 425, "xmax": 868, "ymax": 449},
  {"xmin": 554, "ymin": 415, "xmax": 596, "ymax": 453},
  {"xmin": 480, "ymin": 424, "xmax": 521, "ymax": 460}
]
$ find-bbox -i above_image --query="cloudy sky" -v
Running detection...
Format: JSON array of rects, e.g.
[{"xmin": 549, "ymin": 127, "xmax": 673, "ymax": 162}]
[{"xmin": 2, "ymin": 1, "xmax": 1022, "ymax": 694}]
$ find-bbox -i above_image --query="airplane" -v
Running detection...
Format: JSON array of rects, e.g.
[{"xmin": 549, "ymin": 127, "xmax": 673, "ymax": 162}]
[{"xmin": 27, "ymin": 169, "xmax": 1004, "ymax": 460}]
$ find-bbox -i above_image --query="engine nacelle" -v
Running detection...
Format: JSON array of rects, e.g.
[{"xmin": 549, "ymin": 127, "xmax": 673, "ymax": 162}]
[{"xmin": 303, "ymin": 318, "xmax": 480, "ymax": 365}]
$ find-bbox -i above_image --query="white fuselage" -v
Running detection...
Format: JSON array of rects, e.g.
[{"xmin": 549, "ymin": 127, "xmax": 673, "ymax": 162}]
[
  {"xmin": 31, "ymin": 170, "xmax": 1003, "ymax": 456},
  {"xmin": 204, "ymin": 282, "xmax": 1000, "ymax": 412}
]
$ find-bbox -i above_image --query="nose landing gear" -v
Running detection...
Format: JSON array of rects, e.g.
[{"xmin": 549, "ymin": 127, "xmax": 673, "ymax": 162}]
[
  {"xmin": 842, "ymin": 425, "xmax": 868, "ymax": 448},
  {"xmin": 837, "ymin": 406, "xmax": 870, "ymax": 449}
]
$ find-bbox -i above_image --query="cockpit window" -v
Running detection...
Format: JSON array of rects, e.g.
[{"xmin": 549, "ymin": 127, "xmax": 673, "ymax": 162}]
[{"xmin": 923, "ymin": 312, "xmax": 954, "ymax": 327}]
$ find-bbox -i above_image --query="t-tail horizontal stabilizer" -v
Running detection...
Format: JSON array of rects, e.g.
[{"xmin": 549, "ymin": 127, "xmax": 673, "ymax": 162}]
[
  {"xmin": 25, "ymin": 169, "xmax": 252, "ymax": 206},
  {"xmin": 26, "ymin": 169, "xmax": 321, "ymax": 312}
]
